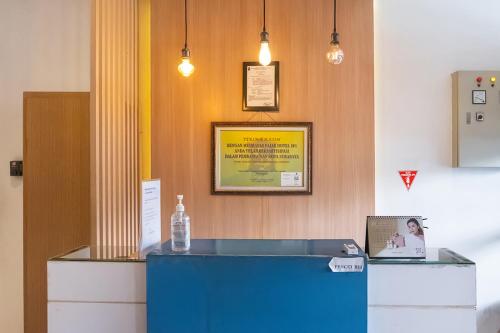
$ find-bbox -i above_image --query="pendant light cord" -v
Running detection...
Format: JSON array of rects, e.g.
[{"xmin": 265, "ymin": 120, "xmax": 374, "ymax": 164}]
[
  {"xmin": 184, "ymin": 0, "xmax": 188, "ymax": 48},
  {"xmin": 333, "ymin": 0, "xmax": 337, "ymax": 33},
  {"xmin": 263, "ymin": 0, "xmax": 266, "ymax": 32}
]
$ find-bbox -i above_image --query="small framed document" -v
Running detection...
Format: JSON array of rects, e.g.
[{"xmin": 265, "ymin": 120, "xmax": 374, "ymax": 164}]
[
  {"xmin": 366, "ymin": 216, "xmax": 426, "ymax": 259},
  {"xmin": 211, "ymin": 122, "xmax": 312, "ymax": 195},
  {"xmin": 243, "ymin": 61, "xmax": 279, "ymax": 111}
]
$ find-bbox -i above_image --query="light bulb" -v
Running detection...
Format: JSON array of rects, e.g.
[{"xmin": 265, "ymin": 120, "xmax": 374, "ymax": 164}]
[
  {"xmin": 259, "ymin": 30, "xmax": 272, "ymax": 66},
  {"xmin": 178, "ymin": 57, "xmax": 194, "ymax": 77},
  {"xmin": 259, "ymin": 41, "xmax": 271, "ymax": 66},
  {"xmin": 326, "ymin": 42, "xmax": 344, "ymax": 65}
]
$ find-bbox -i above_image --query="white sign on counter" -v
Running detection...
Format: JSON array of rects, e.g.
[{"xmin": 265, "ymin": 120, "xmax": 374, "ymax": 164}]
[
  {"xmin": 329, "ymin": 257, "xmax": 364, "ymax": 273},
  {"xmin": 139, "ymin": 179, "xmax": 161, "ymax": 252}
]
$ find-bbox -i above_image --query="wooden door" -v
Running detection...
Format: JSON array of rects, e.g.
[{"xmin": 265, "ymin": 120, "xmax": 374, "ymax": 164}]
[{"xmin": 23, "ymin": 92, "xmax": 90, "ymax": 333}]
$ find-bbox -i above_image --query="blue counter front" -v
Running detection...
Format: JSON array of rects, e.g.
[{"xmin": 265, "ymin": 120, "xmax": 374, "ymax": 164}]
[{"xmin": 147, "ymin": 239, "xmax": 367, "ymax": 333}]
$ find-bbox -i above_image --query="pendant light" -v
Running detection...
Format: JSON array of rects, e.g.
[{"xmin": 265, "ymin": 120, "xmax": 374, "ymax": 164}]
[
  {"xmin": 177, "ymin": 0, "xmax": 195, "ymax": 77},
  {"xmin": 258, "ymin": 0, "xmax": 272, "ymax": 66},
  {"xmin": 326, "ymin": 0, "xmax": 344, "ymax": 65}
]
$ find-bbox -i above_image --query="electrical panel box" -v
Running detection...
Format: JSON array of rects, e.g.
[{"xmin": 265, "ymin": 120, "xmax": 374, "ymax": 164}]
[{"xmin": 452, "ymin": 71, "xmax": 500, "ymax": 167}]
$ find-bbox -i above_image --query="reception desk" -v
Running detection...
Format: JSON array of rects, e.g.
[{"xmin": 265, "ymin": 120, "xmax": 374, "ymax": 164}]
[
  {"xmin": 48, "ymin": 244, "xmax": 476, "ymax": 333},
  {"xmin": 147, "ymin": 239, "xmax": 367, "ymax": 333}
]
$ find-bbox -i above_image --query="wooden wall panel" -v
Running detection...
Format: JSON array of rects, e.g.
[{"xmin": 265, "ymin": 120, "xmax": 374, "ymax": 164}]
[
  {"xmin": 151, "ymin": 0, "xmax": 374, "ymax": 243},
  {"xmin": 24, "ymin": 92, "xmax": 90, "ymax": 333},
  {"xmin": 91, "ymin": 0, "xmax": 140, "ymax": 254}
]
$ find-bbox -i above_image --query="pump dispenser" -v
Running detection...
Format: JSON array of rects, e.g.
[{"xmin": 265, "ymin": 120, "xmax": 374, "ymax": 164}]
[
  {"xmin": 170, "ymin": 194, "xmax": 190, "ymax": 252},
  {"xmin": 176, "ymin": 195, "xmax": 185, "ymax": 212}
]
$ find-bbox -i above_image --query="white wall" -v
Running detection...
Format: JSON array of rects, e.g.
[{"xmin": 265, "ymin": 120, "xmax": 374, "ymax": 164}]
[
  {"xmin": 0, "ymin": 0, "xmax": 89, "ymax": 331},
  {"xmin": 375, "ymin": 0, "xmax": 500, "ymax": 328},
  {"xmin": 1, "ymin": 0, "xmax": 498, "ymax": 331}
]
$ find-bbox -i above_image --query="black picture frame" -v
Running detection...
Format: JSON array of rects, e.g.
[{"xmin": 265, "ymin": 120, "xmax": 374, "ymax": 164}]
[{"xmin": 242, "ymin": 61, "xmax": 280, "ymax": 112}]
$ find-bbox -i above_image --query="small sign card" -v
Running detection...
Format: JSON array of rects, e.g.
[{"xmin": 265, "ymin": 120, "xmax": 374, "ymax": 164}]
[
  {"xmin": 139, "ymin": 179, "xmax": 161, "ymax": 252},
  {"xmin": 280, "ymin": 172, "xmax": 302, "ymax": 187},
  {"xmin": 329, "ymin": 257, "xmax": 365, "ymax": 273}
]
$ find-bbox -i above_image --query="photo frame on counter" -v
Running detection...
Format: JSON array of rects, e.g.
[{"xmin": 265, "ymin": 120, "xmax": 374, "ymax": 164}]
[
  {"xmin": 211, "ymin": 122, "xmax": 312, "ymax": 195},
  {"xmin": 243, "ymin": 61, "xmax": 279, "ymax": 111},
  {"xmin": 366, "ymin": 216, "xmax": 426, "ymax": 259}
]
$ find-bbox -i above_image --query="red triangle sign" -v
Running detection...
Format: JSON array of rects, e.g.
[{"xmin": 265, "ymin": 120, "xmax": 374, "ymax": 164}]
[{"xmin": 399, "ymin": 170, "xmax": 417, "ymax": 191}]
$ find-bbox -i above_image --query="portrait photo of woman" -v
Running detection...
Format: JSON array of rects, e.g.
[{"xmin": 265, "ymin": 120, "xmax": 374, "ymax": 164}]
[
  {"xmin": 368, "ymin": 216, "xmax": 426, "ymax": 258},
  {"xmin": 403, "ymin": 218, "xmax": 425, "ymax": 255}
]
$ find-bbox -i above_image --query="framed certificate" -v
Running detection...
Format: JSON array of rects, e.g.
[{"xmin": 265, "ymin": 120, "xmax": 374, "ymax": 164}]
[
  {"xmin": 243, "ymin": 62, "xmax": 279, "ymax": 111},
  {"xmin": 211, "ymin": 122, "xmax": 312, "ymax": 194}
]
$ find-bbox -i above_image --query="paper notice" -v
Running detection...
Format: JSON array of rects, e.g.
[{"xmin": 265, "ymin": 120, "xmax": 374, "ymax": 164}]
[
  {"xmin": 139, "ymin": 179, "xmax": 161, "ymax": 252},
  {"xmin": 246, "ymin": 65, "xmax": 275, "ymax": 107},
  {"xmin": 281, "ymin": 172, "xmax": 302, "ymax": 187}
]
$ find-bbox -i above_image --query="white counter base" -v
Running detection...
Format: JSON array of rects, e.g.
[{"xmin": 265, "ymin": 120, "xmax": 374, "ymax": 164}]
[
  {"xmin": 47, "ymin": 259, "xmax": 146, "ymax": 333},
  {"xmin": 48, "ymin": 248, "xmax": 477, "ymax": 333},
  {"xmin": 48, "ymin": 302, "xmax": 145, "ymax": 333},
  {"xmin": 368, "ymin": 263, "xmax": 476, "ymax": 333}
]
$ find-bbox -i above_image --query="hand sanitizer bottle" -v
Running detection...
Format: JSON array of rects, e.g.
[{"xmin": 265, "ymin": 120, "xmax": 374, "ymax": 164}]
[{"xmin": 171, "ymin": 194, "xmax": 190, "ymax": 252}]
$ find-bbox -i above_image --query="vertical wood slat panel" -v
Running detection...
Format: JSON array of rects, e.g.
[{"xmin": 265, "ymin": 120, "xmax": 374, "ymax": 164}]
[
  {"xmin": 106, "ymin": 0, "xmax": 112, "ymax": 256},
  {"xmin": 111, "ymin": 0, "xmax": 116, "ymax": 256},
  {"xmin": 117, "ymin": 0, "xmax": 123, "ymax": 253},
  {"xmin": 129, "ymin": 0, "xmax": 134, "ymax": 249},
  {"xmin": 134, "ymin": 0, "xmax": 139, "ymax": 249},
  {"xmin": 91, "ymin": 0, "xmax": 140, "ymax": 253},
  {"xmin": 90, "ymin": 0, "xmax": 98, "ymax": 256},
  {"xmin": 120, "ymin": 0, "xmax": 126, "ymax": 254},
  {"xmin": 125, "ymin": 0, "xmax": 131, "ymax": 251}
]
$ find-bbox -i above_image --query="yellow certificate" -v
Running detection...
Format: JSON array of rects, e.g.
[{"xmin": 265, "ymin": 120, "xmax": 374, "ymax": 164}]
[{"xmin": 212, "ymin": 123, "xmax": 312, "ymax": 194}]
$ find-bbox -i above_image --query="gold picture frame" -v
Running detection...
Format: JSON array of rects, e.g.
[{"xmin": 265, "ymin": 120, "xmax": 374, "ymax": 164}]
[{"xmin": 211, "ymin": 122, "xmax": 312, "ymax": 195}]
